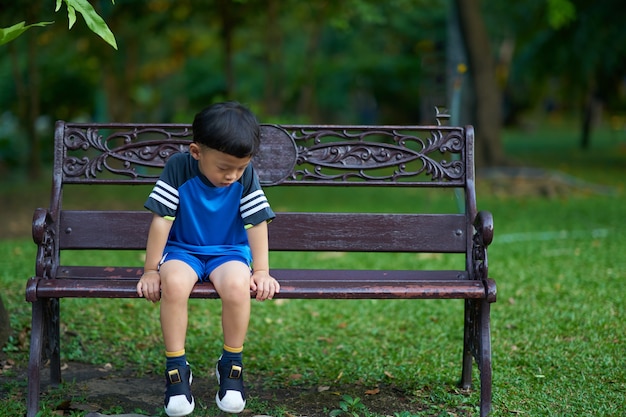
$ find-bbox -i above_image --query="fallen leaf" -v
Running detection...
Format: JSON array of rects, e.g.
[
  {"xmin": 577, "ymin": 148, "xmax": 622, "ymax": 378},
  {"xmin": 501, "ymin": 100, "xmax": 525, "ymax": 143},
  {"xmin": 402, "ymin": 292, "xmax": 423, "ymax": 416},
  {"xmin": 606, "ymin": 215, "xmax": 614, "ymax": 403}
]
[
  {"xmin": 98, "ymin": 363, "xmax": 113, "ymax": 372},
  {"xmin": 317, "ymin": 386, "xmax": 330, "ymax": 392},
  {"xmin": 364, "ymin": 387, "xmax": 380, "ymax": 395}
]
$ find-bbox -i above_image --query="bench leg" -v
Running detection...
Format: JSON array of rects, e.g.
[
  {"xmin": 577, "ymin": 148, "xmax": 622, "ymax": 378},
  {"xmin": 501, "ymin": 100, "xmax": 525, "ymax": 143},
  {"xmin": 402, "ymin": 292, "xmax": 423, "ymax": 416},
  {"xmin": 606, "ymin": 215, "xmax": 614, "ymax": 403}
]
[
  {"xmin": 478, "ymin": 299, "xmax": 493, "ymax": 417},
  {"xmin": 27, "ymin": 300, "xmax": 44, "ymax": 417},
  {"xmin": 460, "ymin": 299, "xmax": 493, "ymax": 417},
  {"xmin": 47, "ymin": 298, "xmax": 62, "ymax": 386},
  {"xmin": 27, "ymin": 298, "xmax": 62, "ymax": 417},
  {"xmin": 460, "ymin": 299, "xmax": 474, "ymax": 390}
]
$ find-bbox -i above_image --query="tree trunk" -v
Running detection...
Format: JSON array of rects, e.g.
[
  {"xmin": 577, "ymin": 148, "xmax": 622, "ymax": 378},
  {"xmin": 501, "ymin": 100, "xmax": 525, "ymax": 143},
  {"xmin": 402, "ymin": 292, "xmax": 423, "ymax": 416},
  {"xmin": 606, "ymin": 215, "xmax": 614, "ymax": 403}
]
[
  {"xmin": 26, "ymin": 27, "xmax": 42, "ymax": 178},
  {"xmin": 218, "ymin": 0, "xmax": 236, "ymax": 98},
  {"xmin": 0, "ymin": 296, "xmax": 10, "ymax": 349},
  {"xmin": 263, "ymin": 0, "xmax": 283, "ymax": 117},
  {"xmin": 296, "ymin": 6, "xmax": 325, "ymax": 122},
  {"xmin": 10, "ymin": 4, "xmax": 43, "ymax": 178},
  {"xmin": 454, "ymin": 0, "xmax": 507, "ymax": 167},
  {"xmin": 580, "ymin": 84, "xmax": 598, "ymax": 149}
]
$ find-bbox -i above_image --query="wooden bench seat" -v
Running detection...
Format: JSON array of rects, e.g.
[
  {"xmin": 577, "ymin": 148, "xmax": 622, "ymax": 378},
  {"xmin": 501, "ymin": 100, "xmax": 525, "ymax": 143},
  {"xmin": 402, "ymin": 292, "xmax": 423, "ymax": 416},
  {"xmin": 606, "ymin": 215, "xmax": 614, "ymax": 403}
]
[{"xmin": 28, "ymin": 268, "xmax": 493, "ymax": 300}]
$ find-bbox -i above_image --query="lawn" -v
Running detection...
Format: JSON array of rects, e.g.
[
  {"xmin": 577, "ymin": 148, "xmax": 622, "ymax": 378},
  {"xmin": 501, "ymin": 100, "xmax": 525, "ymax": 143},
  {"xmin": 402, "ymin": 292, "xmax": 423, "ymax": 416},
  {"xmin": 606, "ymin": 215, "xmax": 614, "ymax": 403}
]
[{"xmin": 1, "ymin": 118, "xmax": 625, "ymax": 416}]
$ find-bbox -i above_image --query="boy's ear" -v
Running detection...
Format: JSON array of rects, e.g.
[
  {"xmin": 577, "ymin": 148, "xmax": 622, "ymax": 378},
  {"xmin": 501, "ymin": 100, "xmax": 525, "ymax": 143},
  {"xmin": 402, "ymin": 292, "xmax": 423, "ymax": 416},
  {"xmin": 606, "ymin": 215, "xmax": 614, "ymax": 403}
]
[{"xmin": 189, "ymin": 142, "xmax": 202, "ymax": 160}]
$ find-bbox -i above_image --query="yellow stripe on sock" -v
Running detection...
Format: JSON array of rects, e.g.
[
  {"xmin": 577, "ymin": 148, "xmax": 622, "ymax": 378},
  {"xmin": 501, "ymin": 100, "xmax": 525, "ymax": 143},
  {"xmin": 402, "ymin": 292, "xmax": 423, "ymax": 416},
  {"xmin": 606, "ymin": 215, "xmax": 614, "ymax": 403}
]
[
  {"xmin": 223, "ymin": 344, "xmax": 243, "ymax": 353},
  {"xmin": 166, "ymin": 349, "xmax": 185, "ymax": 358}
]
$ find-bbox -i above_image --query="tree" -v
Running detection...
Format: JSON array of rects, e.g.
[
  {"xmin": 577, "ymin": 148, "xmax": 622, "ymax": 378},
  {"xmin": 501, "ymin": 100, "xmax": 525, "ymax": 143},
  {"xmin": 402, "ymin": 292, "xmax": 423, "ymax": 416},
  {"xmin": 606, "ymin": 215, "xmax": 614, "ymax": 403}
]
[
  {"xmin": 3, "ymin": 0, "xmax": 512, "ymax": 173},
  {"xmin": 1, "ymin": 0, "xmax": 117, "ymax": 178},
  {"xmin": 490, "ymin": 0, "xmax": 626, "ymax": 148},
  {"xmin": 454, "ymin": 0, "xmax": 507, "ymax": 167},
  {"xmin": 0, "ymin": 0, "xmax": 117, "ymax": 344},
  {"xmin": 0, "ymin": 294, "xmax": 9, "ymax": 350}
]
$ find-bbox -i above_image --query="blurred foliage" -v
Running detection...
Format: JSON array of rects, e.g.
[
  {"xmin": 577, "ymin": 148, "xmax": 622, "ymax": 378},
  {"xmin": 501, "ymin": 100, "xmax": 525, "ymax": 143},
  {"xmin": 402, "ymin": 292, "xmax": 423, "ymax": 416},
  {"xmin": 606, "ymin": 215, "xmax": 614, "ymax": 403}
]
[
  {"xmin": 0, "ymin": 0, "xmax": 625, "ymax": 176},
  {"xmin": 485, "ymin": 0, "xmax": 626, "ymax": 121}
]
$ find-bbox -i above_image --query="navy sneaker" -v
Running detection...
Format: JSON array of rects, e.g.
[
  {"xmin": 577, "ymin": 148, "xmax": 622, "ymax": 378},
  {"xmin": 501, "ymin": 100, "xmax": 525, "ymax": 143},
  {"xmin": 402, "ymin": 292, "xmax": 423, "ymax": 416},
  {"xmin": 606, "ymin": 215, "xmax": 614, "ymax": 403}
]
[
  {"xmin": 164, "ymin": 363, "xmax": 194, "ymax": 417},
  {"xmin": 215, "ymin": 357, "xmax": 246, "ymax": 413}
]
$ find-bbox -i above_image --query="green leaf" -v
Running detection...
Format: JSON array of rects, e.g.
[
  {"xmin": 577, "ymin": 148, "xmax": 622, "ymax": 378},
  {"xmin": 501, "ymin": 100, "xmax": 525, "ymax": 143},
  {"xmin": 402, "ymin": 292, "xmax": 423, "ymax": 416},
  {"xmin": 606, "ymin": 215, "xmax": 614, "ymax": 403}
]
[
  {"xmin": 62, "ymin": 0, "xmax": 118, "ymax": 49},
  {"xmin": 547, "ymin": 0, "xmax": 576, "ymax": 29},
  {"xmin": 0, "ymin": 21, "xmax": 53, "ymax": 46},
  {"xmin": 66, "ymin": 3, "xmax": 77, "ymax": 29}
]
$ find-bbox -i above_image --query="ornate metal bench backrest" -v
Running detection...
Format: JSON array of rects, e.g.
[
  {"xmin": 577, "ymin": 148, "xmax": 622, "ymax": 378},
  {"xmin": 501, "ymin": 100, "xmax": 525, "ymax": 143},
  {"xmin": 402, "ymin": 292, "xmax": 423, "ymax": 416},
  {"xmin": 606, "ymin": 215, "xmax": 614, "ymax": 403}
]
[{"xmin": 57, "ymin": 121, "xmax": 473, "ymax": 188}]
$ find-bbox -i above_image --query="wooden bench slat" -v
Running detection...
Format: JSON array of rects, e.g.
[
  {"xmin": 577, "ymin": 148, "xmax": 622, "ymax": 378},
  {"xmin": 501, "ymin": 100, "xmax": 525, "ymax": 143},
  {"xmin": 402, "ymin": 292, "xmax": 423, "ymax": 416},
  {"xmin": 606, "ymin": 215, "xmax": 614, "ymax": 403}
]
[
  {"xmin": 29, "ymin": 267, "xmax": 483, "ymax": 301},
  {"xmin": 28, "ymin": 272, "xmax": 486, "ymax": 300},
  {"xmin": 59, "ymin": 211, "xmax": 150, "ymax": 250},
  {"xmin": 54, "ymin": 266, "xmax": 468, "ymax": 281},
  {"xmin": 268, "ymin": 213, "xmax": 468, "ymax": 252},
  {"xmin": 59, "ymin": 211, "xmax": 469, "ymax": 253}
]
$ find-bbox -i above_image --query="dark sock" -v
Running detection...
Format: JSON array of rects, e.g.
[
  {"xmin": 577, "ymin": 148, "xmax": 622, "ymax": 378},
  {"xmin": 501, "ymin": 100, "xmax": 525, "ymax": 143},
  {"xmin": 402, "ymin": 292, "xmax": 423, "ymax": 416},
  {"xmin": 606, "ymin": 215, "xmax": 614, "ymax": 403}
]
[
  {"xmin": 166, "ymin": 349, "xmax": 187, "ymax": 369},
  {"xmin": 220, "ymin": 345, "xmax": 243, "ymax": 365}
]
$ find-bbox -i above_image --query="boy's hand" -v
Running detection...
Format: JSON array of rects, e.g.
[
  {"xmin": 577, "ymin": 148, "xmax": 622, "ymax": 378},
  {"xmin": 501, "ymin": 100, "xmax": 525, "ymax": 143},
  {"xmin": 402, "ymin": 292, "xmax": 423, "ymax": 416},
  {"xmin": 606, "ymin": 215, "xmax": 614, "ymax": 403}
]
[
  {"xmin": 137, "ymin": 270, "xmax": 161, "ymax": 302},
  {"xmin": 250, "ymin": 270, "xmax": 280, "ymax": 301}
]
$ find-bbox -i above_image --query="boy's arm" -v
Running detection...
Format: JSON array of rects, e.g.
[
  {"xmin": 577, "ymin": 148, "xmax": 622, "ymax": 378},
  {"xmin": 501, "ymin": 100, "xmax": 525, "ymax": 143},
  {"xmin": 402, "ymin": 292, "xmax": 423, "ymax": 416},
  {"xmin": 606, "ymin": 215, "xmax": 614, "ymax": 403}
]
[
  {"xmin": 247, "ymin": 220, "xmax": 280, "ymax": 301},
  {"xmin": 137, "ymin": 213, "xmax": 173, "ymax": 301}
]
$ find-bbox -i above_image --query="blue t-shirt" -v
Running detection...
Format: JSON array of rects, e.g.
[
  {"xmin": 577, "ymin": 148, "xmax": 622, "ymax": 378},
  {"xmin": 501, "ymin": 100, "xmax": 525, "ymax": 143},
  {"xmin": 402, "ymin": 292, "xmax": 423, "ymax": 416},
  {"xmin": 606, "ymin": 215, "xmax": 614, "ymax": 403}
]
[{"xmin": 144, "ymin": 152, "xmax": 275, "ymax": 260}]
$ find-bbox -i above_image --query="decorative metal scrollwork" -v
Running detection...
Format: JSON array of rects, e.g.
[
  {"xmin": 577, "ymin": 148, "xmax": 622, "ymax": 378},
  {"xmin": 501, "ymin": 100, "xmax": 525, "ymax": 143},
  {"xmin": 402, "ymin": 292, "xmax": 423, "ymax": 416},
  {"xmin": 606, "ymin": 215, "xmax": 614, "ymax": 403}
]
[
  {"xmin": 60, "ymin": 123, "xmax": 466, "ymax": 185},
  {"xmin": 467, "ymin": 298, "xmax": 483, "ymax": 367},
  {"xmin": 472, "ymin": 229, "xmax": 489, "ymax": 281},
  {"xmin": 289, "ymin": 127, "xmax": 465, "ymax": 183},
  {"xmin": 62, "ymin": 126, "xmax": 192, "ymax": 180},
  {"xmin": 33, "ymin": 209, "xmax": 56, "ymax": 280},
  {"xmin": 37, "ymin": 225, "xmax": 55, "ymax": 280}
]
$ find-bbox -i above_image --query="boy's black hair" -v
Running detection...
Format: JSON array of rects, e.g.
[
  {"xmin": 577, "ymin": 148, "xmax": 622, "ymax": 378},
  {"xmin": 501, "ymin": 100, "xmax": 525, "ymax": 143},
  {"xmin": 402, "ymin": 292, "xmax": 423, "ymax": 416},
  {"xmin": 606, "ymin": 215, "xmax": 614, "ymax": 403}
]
[{"xmin": 192, "ymin": 101, "xmax": 260, "ymax": 158}]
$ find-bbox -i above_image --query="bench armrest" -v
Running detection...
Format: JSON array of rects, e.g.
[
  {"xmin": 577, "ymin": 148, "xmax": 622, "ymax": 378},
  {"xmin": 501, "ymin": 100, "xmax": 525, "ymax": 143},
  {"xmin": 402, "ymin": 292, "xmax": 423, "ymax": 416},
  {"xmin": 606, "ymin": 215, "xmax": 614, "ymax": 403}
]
[
  {"xmin": 472, "ymin": 211, "xmax": 494, "ymax": 292},
  {"xmin": 474, "ymin": 210, "xmax": 494, "ymax": 246},
  {"xmin": 32, "ymin": 208, "xmax": 57, "ymax": 281}
]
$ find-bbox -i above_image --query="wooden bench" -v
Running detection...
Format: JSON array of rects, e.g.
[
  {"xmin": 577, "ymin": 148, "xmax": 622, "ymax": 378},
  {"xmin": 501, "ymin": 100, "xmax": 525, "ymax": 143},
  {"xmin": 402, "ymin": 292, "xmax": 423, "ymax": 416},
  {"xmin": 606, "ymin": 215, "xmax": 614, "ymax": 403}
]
[{"xmin": 26, "ymin": 113, "xmax": 496, "ymax": 416}]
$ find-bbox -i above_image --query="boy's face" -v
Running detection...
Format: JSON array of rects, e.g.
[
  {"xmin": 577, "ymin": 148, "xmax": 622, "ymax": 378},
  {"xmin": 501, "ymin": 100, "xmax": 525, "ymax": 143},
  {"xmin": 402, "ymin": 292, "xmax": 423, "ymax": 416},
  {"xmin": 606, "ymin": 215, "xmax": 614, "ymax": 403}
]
[{"xmin": 190, "ymin": 143, "xmax": 252, "ymax": 187}]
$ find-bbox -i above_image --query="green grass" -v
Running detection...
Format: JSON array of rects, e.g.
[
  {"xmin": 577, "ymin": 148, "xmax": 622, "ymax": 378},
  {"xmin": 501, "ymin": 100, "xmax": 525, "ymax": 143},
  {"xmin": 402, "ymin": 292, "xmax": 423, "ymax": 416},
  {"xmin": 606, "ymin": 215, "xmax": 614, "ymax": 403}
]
[{"xmin": 1, "ymin": 119, "xmax": 625, "ymax": 416}]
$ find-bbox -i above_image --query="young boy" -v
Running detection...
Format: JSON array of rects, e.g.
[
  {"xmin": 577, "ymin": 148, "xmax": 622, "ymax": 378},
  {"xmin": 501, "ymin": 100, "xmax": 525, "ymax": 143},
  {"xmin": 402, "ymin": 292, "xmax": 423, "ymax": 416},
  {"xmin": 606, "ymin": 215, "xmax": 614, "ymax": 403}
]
[{"xmin": 137, "ymin": 101, "xmax": 280, "ymax": 416}]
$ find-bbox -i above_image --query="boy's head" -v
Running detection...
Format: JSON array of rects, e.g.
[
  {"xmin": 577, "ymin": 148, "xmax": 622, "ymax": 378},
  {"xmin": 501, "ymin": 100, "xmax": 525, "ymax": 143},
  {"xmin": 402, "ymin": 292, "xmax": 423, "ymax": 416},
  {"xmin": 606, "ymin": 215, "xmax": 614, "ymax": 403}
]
[{"xmin": 192, "ymin": 101, "xmax": 260, "ymax": 158}]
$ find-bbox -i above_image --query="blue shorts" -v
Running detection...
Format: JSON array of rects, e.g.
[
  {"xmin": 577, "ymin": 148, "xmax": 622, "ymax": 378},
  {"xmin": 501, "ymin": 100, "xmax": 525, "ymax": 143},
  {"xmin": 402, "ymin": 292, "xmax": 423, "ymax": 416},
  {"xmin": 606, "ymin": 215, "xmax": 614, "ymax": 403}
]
[{"xmin": 159, "ymin": 252, "xmax": 250, "ymax": 283}]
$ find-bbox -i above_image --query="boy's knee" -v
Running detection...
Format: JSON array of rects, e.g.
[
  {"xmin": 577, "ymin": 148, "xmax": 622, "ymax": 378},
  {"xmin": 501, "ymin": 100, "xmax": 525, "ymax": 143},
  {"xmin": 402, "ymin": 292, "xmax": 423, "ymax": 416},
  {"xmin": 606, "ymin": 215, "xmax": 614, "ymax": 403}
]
[
  {"xmin": 161, "ymin": 276, "xmax": 193, "ymax": 300},
  {"xmin": 218, "ymin": 277, "xmax": 250, "ymax": 302},
  {"xmin": 211, "ymin": 261, "xmax": 251, "ymax": 301}
]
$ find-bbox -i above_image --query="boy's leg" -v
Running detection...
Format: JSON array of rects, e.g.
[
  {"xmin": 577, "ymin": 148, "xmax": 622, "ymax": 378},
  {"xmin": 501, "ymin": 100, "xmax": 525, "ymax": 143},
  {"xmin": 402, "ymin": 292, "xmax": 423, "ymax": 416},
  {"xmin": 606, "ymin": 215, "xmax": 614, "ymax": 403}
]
[
  {"xmin": 159, "ymin": 260, "xmax": 198, "ymax": 417},
  {"xmin": 159, "ymin": 260, "xmax": 198, "ymax": 351},
  {"xmin": 210, "ymin": 260, "xmax": 251, "ymax": 413},
  {"xmin": 210, "ymin": 260, "xmax": 251, "ymax": 347}
]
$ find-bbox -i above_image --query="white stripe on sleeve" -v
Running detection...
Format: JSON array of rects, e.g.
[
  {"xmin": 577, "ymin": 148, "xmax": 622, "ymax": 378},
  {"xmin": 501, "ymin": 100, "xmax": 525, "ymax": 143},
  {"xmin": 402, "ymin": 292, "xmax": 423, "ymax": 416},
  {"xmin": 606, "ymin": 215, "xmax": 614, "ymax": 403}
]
[
  {"xmin": 241, "ymin": 202, "xmax": 271, "ymax": 219},
  {"xmin": 240, "ymin": 190, "xmax": 264, "ymax": 205},
  {"xmin": 149, "ymin": 192, "xmax": 178, "ymax": 211}
]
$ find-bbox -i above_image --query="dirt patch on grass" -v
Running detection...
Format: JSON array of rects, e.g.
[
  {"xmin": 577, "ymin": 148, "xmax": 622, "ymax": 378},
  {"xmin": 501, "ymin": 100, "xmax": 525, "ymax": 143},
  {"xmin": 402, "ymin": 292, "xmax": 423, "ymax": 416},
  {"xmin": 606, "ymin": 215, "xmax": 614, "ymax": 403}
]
[{"xmin": 2, "ymin": 361, "xmax": 473, "ymax": 416}]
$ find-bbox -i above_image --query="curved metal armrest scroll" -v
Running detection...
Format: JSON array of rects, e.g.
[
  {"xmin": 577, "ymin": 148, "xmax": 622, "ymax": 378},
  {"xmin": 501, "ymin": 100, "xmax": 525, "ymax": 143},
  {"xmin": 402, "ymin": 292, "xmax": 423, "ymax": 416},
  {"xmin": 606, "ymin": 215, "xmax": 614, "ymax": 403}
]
[
  {"xmin": 474, "ymin": 210, "xmax": 494, "ymax": 246},
  {"xmin": 472, "ymin": 210, "xmax": 494, "ymax": 281},
  {"xmin": 32, "ymin": 208, "xmax": 56, "ymax": 280}
]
